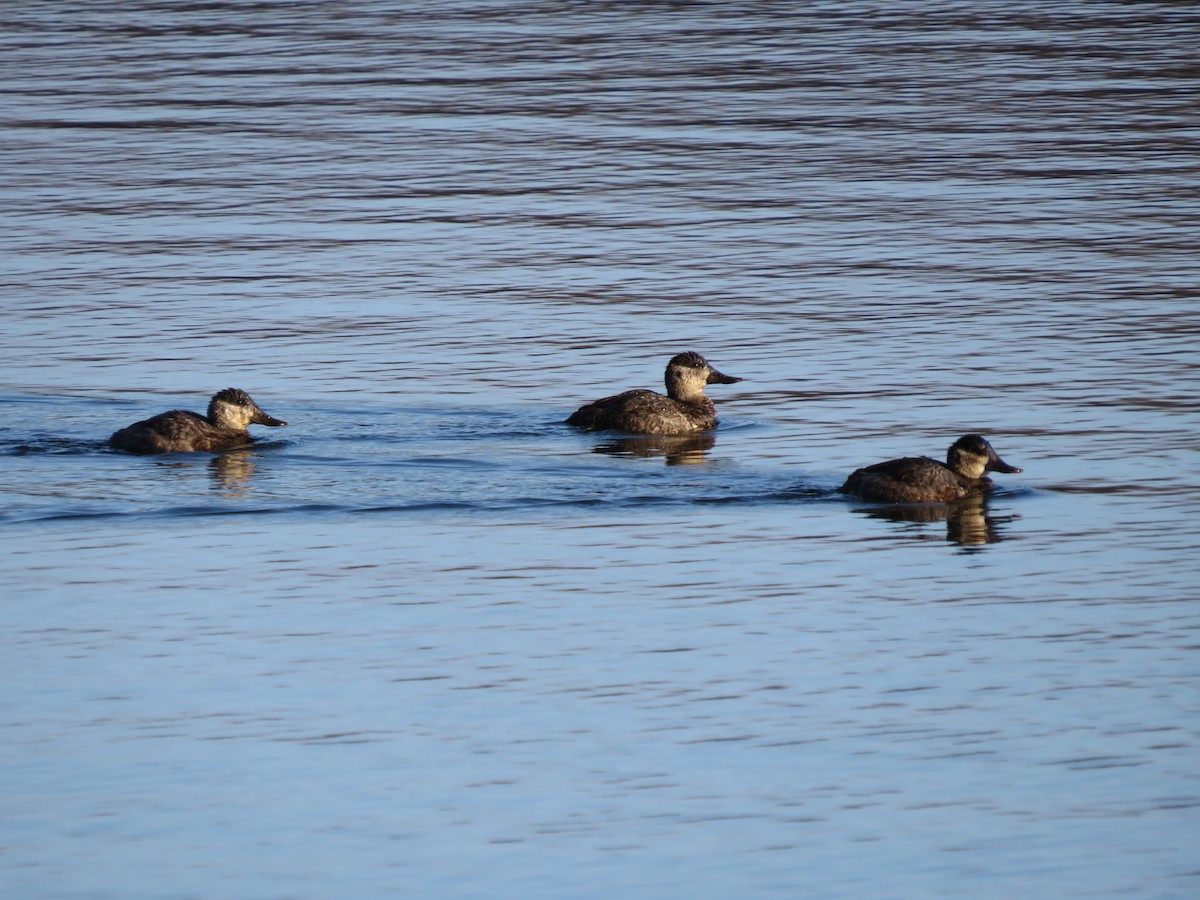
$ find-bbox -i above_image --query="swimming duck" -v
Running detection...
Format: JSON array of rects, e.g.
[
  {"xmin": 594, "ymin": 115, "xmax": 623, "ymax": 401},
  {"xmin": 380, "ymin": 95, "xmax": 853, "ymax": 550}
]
[
  {"xmin": 109, "ymin": 388, "xmax": 287, "ymax": 454},
  {"xmin": 839, "ymin": 434, "xmax": 1021, "ymax": 503},
  {"xmin": 566, "ymin": 351, "xmax": 743, "ymax": 435}
]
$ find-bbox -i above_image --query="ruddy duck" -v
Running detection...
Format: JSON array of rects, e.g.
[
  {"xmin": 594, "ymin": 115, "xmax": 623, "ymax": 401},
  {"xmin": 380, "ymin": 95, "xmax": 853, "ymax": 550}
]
[
  {"xmin": 109, "ymin": 387, "xmax": 287, "ymax": 454},
  {"xmin": 566, "ymin": 351, "xmax": 743, "ymax": 435},
  {"xmin": 839, "ymin": 434, "xmax": 1022, "ymax": 503}
]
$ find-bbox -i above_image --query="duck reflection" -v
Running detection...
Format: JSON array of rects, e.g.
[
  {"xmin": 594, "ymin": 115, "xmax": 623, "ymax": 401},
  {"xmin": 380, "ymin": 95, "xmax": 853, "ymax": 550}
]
[
  {"xmin": 208, "ymin": 448, "xmax": 260, "ymax": 497},
  {"xmin": 854, "ymin": 494, "xmax": 1014, "ymax": 546},
  {"xmin": 591, "ymin": 432, "xmax": 717, "ymax": 466}
]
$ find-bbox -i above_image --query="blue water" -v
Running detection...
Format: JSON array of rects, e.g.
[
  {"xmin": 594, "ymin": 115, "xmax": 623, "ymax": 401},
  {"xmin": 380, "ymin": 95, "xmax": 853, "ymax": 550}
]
[{"xmin": 2, "ymin": 2, "xmax": 1198, "ymax": 897}]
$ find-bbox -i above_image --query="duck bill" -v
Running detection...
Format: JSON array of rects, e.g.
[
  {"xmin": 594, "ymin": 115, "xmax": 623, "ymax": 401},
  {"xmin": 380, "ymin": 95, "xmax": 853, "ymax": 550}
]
[
  {"xmin": 706, "ymin": 369, "xmax": 743, "ymax": 385},
  {"xmin": 987, "ymin": 453, "xmax": 1021, "ymax": 474},
  {"xmin": 253, "ymin": 413, "xmax": 288, "ymax": 427}
]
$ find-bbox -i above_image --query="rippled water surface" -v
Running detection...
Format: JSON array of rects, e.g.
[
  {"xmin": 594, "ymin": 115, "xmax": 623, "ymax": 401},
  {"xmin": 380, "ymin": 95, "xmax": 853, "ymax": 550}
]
[{"xmin": 2, "ymin": 2, "xmax": 1199, "ymax": 897}]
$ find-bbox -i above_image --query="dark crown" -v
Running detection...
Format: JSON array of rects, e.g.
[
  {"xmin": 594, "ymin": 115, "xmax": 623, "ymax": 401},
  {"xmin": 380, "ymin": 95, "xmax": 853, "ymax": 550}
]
[
  {"xmin": 211, "ymin": 388, "xmax": 255, "ymax": 406},
  {"xmin": 668, "ymin": 351, "xmax": 708, "ymax": 370}
]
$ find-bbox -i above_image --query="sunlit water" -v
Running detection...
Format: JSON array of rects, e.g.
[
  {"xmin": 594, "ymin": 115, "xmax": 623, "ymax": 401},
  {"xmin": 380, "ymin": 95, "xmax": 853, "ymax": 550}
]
[{"xmin": 2, "ymin": 2, "xmax": 1198, "ymax": 897}]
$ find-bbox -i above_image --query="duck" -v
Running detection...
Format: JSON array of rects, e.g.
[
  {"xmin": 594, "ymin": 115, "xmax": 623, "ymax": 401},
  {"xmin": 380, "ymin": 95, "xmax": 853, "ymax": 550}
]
[
  {"xmin": 108, "ymin": 387, "xmax": 287, "ymax": 454},
  {"xmin": 839, "ymin": 434, "xmax": 1021, "ymax": 503},
  {"xmin": 565, "ymin": 351, "xmax": 743, "ymax": 435}
]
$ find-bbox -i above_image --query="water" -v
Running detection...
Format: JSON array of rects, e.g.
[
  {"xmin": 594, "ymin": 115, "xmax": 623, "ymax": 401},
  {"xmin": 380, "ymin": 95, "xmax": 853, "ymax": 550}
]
[{"xmin": 2, "ymin": 2, "xmax": 1199, "ymax": 896}]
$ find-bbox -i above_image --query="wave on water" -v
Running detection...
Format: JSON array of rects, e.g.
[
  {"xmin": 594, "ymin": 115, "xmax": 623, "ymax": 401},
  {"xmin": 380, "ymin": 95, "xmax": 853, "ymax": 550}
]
[
  {"xmin": 0, "ymin": 480, "xmax": 855, "ymax": 526},
  {"xmin": 3, "ymin": 437, "xmax": 109, "ymax": 456}
]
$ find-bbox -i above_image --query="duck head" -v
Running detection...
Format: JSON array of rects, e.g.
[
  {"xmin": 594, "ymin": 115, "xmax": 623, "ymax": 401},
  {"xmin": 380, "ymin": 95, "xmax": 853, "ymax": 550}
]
[
  {"xmin": 208, "ymin": 388, "xmax": 288, "ymax": 430},
  {"xmin": 947, "ymin": 434, "xmax": 1021, "ymax": 480},
  {"xmin": 664, "ymin": 351, "xmax": 743, "ymax": 401}
]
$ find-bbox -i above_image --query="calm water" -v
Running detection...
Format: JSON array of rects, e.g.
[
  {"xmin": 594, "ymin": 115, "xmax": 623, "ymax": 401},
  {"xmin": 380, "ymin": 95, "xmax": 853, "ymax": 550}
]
[{"xmin": 2, "ymin": 2, "xmax": 1199, "ymax": 897}]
